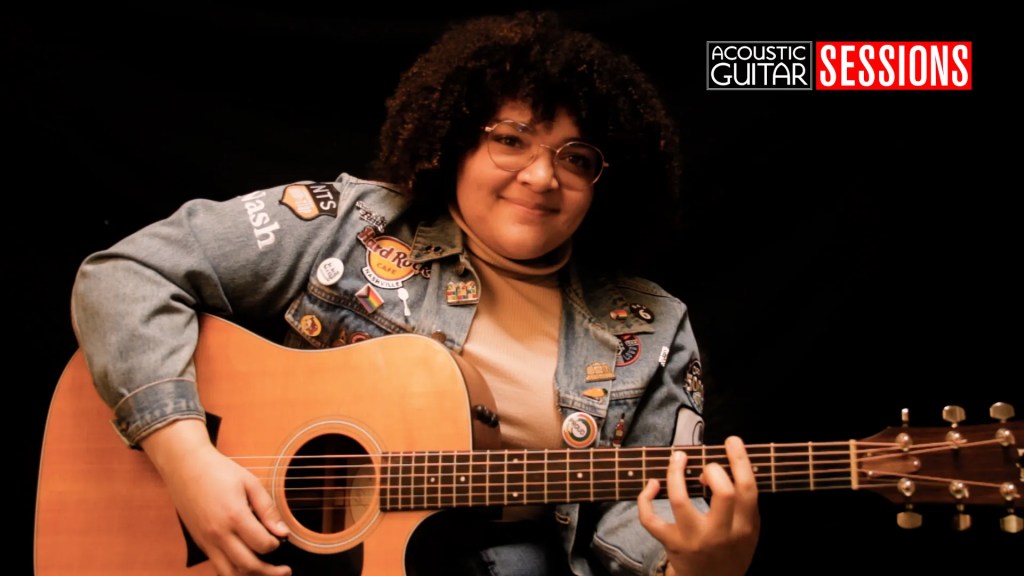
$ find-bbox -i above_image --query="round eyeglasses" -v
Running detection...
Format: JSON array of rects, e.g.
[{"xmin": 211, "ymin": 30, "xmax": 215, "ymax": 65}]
[{"xmin": 483, "ymin": 120, "xmax": 608, "ymax": 187}]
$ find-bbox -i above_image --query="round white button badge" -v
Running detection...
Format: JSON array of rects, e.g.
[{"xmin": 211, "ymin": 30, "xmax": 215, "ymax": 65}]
[{"xmin": 316, "ymin": 257, "xmax": 344, "ymax": 286}]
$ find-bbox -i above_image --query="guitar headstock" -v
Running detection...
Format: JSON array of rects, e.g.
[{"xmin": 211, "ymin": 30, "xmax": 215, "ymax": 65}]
[{"xmin": 856, "ymin": 402, "xmax": 1022, "ymax": 533}]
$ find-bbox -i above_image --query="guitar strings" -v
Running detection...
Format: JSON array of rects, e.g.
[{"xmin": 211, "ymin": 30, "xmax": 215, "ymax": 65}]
[{"xmin": 204, "ymin": 438, "xmax": 1014, "ymax": 510}]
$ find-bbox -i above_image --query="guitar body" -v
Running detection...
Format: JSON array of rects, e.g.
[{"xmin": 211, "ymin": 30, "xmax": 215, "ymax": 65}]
[{"xmin": 35, "ymin": 314, "xmax": 498, "ymax": 575}]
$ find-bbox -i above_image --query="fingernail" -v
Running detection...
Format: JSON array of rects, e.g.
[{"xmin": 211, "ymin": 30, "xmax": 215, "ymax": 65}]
[{"xmin": 672, "ymin": 451, "xmax": 683, "ymax": 462}]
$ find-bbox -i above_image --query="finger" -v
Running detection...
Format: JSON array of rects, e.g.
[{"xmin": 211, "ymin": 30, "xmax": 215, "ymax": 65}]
[
  {"xmin": 636, "ymin": 478, "xmax": 673, "ymax": 541},
  {"xmin": 701, "ymin": 461, "xmax": 737, "ymax": 538},
  {"xmin": 664, "ymin": 450, "xmax": 702, "ymax": 532},
  {"xmin": 724, "ymin": 436, "xmax": 761, "ymax": 533}
]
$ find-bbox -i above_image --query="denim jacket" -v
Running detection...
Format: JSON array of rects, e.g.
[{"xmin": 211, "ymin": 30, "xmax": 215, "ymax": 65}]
[{"xmin": 72, "ymin": 173, "xmax": 708, "ymax": 576}]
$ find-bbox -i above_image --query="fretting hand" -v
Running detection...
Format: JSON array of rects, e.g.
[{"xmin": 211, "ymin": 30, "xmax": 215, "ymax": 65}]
[{"xmin": 637, "ymin": 435, "xmax": 760, "ymax": 576}]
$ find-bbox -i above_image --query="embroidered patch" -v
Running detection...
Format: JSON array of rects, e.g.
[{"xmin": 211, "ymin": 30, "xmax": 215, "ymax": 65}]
[
  {"xmin": 356, "ymin": 283, "xmax": 384, "ymax": 313},
  {"xmin": 582, "ymin": 387, "xmax": 607, "ymax": 399},
  {"xmin": 357, "ymin": 227, "xmax": 430, "ymax": 289},
  {"xmin": 279, "ymin": 183, "xmax": 339, "ymax": 220},
  {"xmin": 349, "ymin": 331, "xmax": 371, "ymax": 344},
  {"xmin": 616, "ymin": 334, "xmax": 641, "ymax": 367},
  {"xmin": 562, "ymin": 412, "xmax": 599, "ymax": 448}
]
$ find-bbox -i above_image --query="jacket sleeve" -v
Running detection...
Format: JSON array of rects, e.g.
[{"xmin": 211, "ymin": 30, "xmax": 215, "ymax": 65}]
[
  {"xmin": 71, "ymin": 181, "xmax": 350, "ymax": 446},
  {"xmin": 588, "ymin": 301, "xmax": 709, "ymax": 575}
]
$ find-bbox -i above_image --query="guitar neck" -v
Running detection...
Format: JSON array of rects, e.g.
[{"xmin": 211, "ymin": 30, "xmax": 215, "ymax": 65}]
[{"xmin": 379, "ymin": 442, "xmax": 854, "ymax": 510}]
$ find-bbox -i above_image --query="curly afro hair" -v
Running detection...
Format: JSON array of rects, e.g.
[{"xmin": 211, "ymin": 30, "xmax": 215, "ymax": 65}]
[{"xmin": 370, "ymin": 10, "xmax": 683, "ymax": 277}]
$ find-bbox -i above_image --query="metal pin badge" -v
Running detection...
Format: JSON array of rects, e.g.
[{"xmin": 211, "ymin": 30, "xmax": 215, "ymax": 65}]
[
  {"xmin": 446, "ymin": 280, "xmax": 480, "ymax": 305},
  {"xmin": 299, "ymin": 314, "xmax": 322, "ymax": 337},
  {"xmin": 316, "ymin": 257, "xmax": 344, "ymax": 286},
  {"xmin": 397, "ymin": 287, "xmax": 412, "ymax": 317},
  {"xmin": 562, "ymin": 412, "xmax": 599, "ymax": 449}
]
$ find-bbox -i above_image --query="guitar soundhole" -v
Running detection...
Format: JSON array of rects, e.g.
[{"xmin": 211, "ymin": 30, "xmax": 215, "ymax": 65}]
[{"xmin": 284, "ymin": 433, "xmax": 374, "ymax": 535}]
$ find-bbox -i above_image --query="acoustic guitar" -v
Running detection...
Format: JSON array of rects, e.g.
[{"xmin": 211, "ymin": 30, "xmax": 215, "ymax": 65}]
[{"xmin": 35, "ymin": 314, "xmax": 1022, "ymax": 575}]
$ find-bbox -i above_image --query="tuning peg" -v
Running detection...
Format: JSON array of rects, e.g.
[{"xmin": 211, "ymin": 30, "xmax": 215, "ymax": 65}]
[
  {"xmin": 990, "ymin": 402, "xmax": 1015, "ymax": 422},
  {"xmin": 1002, "ymin": 512, "xmax": 1023, "ymax": 533},
  {"xmin": 949, "ymin": 481, "xmax": 972, "ymax": 531},
  {"xmin": 952, "ymin": 503, "xmax": 971, "ymax": 531},
  {"xmin": 942, "ymin": 406, "xmax": 967, "ymax": 447},
  {"xmin": 1000, "ymin": 484, "xmax": 1022, "ymax": 534},
  {"xmin": 896, "ymin": 478, "xmax": 922, "ymax": 529},
  {"xmin": 897, "ymin": 507, "xmax": 922, "ymax": 529},
  {"xmin": 942, "ymin": 405, "xmax": 966, "ymax": 426}
]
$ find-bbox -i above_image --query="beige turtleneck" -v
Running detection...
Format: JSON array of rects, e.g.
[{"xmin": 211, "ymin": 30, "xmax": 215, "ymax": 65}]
[{"xmin": 449, "ymin": 205, "xmax": 568, "ymax": 451}]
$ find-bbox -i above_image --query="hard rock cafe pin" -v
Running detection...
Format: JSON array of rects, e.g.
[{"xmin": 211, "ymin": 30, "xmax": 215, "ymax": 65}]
[
  {"xmin": 562, "ymin": 411, "xmax": 599, "ymax": 449},
  {"xmin": 446, "ymin": 280, "xmax": 480, "ymax": 305}
]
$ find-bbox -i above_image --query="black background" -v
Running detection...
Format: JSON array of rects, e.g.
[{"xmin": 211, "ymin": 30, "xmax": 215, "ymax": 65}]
[{"xmin": 12, "ymin": 3, "xmax": 1019, "ymax": 575}]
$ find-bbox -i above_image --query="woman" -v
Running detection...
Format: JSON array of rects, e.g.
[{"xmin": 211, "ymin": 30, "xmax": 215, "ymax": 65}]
[{"xmin": 71, "ymin": 10, "xmax": 759, "ymax": 576}]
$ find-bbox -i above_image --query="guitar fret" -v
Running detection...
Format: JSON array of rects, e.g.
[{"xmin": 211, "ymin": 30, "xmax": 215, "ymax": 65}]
[
  {"xmin": 614, "ymin": 449, "xmax": 620, "ymax": 501},
  {"xmin": 401, "ymin": 453, "xmax": 415, "ymax": 510},
  {"xmin": 470, "ymin": 452, "xmax": 488, "ymax": 507},
  {"xmin": 429, "ymin": 451, "xmax": 441, "ymax": 508},
  {"xmin": 525, "ymin": 450, "xmax": 546, "ymax": 505},
  {"xmin": 807, "ymin": 442, "xmax": 814, "ymax": 491},
  {"xmin": 455, "ymin": 452, "xmax": 470, "ymax": 508},
  {"xmin": 848, "ymin": 440, "xmax": 859, "ymax": 490},
  {"xmin": 547, "ymin": 450, "xmax": 568, "ymax": 502},
  {"xmin": 568, "ymin": 451, "xmax": 592, "ymax": 502},
  {"xmin": 488, "ymin": 451, "xmax": 502, "ymax": 506},
  {"xmin": 382, "ymin": 453, "xmax": 391, "ymax": 511},
  {"xmin": 507, "ymin": 450, "xmax": 527, "ymax": 504},
  {"xmin": 439, "ymin": 451, "xmax": 454, "ymax": 508},
  {"xmin": 770, "ymin": 444, "xmax": 776, "ymax": 492},
  {"xmin": 617, "ymin": 448, "xmax": 643, "ymax": 497},
  {"xmin": 593, "ymin": 449, "xmax": 616, "ymax": 502}
]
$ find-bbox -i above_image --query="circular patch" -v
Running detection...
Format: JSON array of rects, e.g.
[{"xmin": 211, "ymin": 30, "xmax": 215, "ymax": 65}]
[
  {"xmin": 616, "ymin": 333, "xmax": 641, "ymax": 367},
  {"xmin": 316, "ymin": 257, "xmax": 345, "ymax": 286},
  {"xmin": 561, "ymin": 412, "xmax": 599, "ymax": 449},
  {"xmin": 629, "ymin": 303, "xmax": 655, "ymax": 323},
  {"xmin": 349, "ymin": 331, "xmax": 371, "ymax": 344},
  {"xmin": 299, "ymin": 314, "xmax": 322, "ymax": 337}
]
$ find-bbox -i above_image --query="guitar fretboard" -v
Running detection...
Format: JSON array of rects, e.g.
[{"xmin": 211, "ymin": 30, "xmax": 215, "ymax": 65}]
[{"xmin": 380, "ymin": 443, "xmax": 857, "ymax": 511}]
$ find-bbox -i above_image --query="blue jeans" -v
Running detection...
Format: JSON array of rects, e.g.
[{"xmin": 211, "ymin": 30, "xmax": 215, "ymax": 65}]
[{"xmin": 406, "ymin": 511, "xmax": 571, "ymax": 576}]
